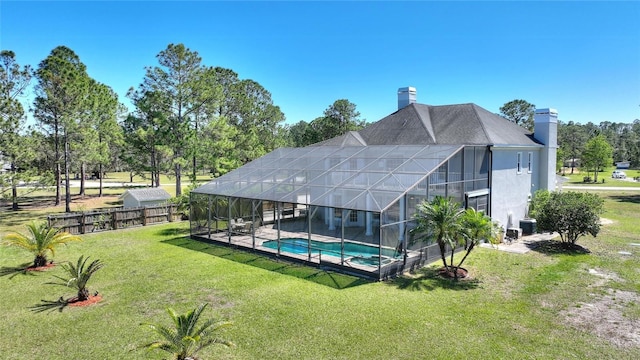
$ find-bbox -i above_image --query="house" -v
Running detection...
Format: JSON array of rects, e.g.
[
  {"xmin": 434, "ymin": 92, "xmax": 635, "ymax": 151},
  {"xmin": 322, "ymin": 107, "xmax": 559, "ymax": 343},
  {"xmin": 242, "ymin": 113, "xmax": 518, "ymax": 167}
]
[
  {"xmin": 119, "ymin": 188, "xmax": 172, "ymax": 208},
  {"xmin": 0, "ymin": 153, "xmax": 10, "ymax": 174},
  {"xmin": 615, "ymin": 161, "xmax": 630, "ymax": 169},
  {"xmin": 189, "ymin": 87, "xmax": 557, "ymax": 279}
]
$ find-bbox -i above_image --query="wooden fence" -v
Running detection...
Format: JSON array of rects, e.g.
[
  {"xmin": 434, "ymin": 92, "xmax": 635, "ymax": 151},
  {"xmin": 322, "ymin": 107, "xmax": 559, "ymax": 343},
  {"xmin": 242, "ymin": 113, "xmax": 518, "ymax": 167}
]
[{"xmin": 47, "ymin": 204, "xmax": 179, "ymax": 235}]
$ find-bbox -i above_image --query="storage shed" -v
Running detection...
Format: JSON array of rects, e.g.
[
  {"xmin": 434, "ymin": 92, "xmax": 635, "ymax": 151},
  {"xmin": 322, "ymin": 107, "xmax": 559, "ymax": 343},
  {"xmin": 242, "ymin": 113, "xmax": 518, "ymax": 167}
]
[{"xmin": 120, "ymin": 188, "xmax": 172, "ymax": 208}]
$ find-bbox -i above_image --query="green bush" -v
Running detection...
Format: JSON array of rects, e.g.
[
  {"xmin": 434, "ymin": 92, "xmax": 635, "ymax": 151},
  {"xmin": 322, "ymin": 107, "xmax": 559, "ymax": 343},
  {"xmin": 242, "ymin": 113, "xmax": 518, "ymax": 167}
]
[{"xmin": 532, "ymin": 190, "xmax": 604, "ymax": 245}]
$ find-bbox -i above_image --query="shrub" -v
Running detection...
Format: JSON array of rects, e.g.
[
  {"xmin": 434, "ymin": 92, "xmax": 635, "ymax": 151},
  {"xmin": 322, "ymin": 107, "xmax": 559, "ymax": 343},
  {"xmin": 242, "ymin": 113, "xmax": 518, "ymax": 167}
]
[{"xmin": 532, "ymin": 190, "xmax": 604, "ymax": 245}]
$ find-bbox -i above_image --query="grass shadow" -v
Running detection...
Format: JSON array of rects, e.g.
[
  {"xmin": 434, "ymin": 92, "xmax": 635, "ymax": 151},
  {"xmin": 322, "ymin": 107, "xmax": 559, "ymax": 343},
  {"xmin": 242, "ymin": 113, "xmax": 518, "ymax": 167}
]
[
  {"xmin": 30, "ymin": 297, "xmax": 70, "ymax": 313},
  {"xmin": 156, "ymin": 227, "xmax": 191, "ymax": 236},
  {"xmin": 0, "ymin": 206, "xmax": 50, "ymax": 228},
  {"xmin": 388, "ymin": 266, "xmax": 481, "ymax": 291},
  {"xmin": 608, "ymin": 194, "xmax": 640, "ymax": 204},
  {"xmin": 528, "ymin": 240, "xmax": 591, "ymax": 256},
  {"xmin": 0, "ymin": 263, "xmax": 38, "ymax": 279},
  {"xmin": 162, "ymin": 236, "xmax": 371, "ymax": 289}
]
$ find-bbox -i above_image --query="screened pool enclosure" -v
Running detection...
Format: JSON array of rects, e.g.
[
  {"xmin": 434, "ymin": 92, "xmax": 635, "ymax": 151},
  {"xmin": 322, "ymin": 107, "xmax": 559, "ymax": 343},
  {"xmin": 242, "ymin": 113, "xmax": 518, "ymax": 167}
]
[{"xmin": 190, "ymin": 144, "xmax": 490, "ymax": 280}]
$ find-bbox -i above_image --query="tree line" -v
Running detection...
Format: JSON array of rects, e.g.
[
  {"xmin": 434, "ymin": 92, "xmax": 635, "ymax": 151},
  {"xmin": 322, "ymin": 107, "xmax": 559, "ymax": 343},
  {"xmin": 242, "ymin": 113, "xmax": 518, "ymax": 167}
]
[
  {"xmin": 0, "ymin": 45, "xmax": 366, "ymax": 212},
  {"xmin": 500, "ymin": 99, "xmax": 639, "ymax": 180},
  {"xmin": 4, "ymin": 45, "xmax": 635, "ymax": 212}
]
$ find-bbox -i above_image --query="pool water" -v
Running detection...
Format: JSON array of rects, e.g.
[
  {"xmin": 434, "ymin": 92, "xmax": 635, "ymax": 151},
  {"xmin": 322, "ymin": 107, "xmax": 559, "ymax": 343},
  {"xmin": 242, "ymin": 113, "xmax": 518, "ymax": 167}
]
[
  {"xmin": 262, "ymin": 238, "xmax": 398, "ymax": 259},
  {"xmin": 347, "ymin": 255, "xmax": 394, "ymax": 266}
]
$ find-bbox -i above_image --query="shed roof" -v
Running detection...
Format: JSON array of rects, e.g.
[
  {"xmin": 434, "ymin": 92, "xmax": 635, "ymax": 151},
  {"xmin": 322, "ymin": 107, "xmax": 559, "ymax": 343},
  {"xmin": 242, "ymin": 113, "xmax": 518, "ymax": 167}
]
[{"xmin": 119, "ymin": 188, "xmax": 172, "ymax": 202}]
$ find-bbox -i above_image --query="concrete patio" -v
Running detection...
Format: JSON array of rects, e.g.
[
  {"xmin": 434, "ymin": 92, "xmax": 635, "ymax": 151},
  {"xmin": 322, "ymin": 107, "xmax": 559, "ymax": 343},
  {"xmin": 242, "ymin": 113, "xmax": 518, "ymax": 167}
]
[{"xmin": 480, "ymin": 232, "xmax": 559, "ymax": 254}]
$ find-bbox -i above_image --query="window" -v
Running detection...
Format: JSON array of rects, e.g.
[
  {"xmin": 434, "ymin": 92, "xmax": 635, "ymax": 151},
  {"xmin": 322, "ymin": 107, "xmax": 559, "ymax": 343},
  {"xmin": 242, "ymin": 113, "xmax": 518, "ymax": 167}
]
[
  {"xmin": 517, "ymin": 152, "xmax": 523, "ymax": 174},
  {"xmin": 527, "ymin": 152, "xmax": 533, "ymax": 174},
  {"xmin": 476, "ymin": 195, "xmax": 488, "ymax": 213},
  {"xmin": 349, "ymin": 211, "xmax": 358, "ymax": 222}
]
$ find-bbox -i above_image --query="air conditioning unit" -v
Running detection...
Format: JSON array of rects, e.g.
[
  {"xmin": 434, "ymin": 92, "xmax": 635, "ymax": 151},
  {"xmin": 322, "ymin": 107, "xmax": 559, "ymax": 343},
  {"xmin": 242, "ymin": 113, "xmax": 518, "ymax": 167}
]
[
  {"xmin": 520, "ymin": 219, "xmax": 537, "ymax": 235},
  {"xmin": 506, "ymin": 228, "xmax": 521, "ymax": 239}
]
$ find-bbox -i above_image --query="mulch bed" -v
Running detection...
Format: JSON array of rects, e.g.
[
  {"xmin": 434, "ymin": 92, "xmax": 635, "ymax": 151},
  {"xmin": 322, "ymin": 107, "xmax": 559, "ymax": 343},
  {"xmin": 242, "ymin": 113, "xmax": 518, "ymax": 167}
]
[
  {"xmin": 437, "ymin": 266, "xmax": 469, "ymax": 279},
  {"xmin": 25, "ymin": 263, "xmax": 56, "ymax": 272},
  {"xmin": 67, "ymin": 295, "xmax": 103, "ymax": 307}
]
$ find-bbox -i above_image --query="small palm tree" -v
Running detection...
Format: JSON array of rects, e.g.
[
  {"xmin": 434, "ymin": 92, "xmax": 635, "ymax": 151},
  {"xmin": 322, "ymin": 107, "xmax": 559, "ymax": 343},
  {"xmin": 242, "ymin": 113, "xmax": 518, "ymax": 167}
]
[
  {"xmin": 458, "ymin": 208, "xmax": 498, "ymax": 270},
  {"xmin": 50, "ymin": 255, "xmax": 104, "ymax": 301},
  {"xmin": 412, "ymin": 196, "xmax": 464, "ymax": 275},
  {"xmin": 2, "ymin": 222, "xmax": 81, "ymax": 268},
  {"xmin": 141, "ymin": 303, "xmax": 233, "ymax": 360}
]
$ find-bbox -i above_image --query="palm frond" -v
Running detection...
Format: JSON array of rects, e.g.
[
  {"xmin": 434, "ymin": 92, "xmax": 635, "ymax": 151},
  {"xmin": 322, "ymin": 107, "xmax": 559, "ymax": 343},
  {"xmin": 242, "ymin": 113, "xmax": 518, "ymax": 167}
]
[
  {"xmin": 140, "ymin": 303, "xmax": 233, "ymax": 359},
  {"xmin": 1, "ymin": 221, "xmax": 81, "ymax": 266},
  {"xmin": 46, "ymin": 255, "xmax": 103, "ymax": 300}
]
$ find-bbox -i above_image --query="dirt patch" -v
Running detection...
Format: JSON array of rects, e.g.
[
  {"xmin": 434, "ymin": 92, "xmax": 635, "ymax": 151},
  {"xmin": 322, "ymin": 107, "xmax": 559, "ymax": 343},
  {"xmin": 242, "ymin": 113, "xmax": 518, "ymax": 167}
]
[
  {"xmin": 2, "ymin": 194, "xmax": 120, "ymax": 213},
  {"xmin": 599, "ymin": 218, "xmax": 614, "ymax": 225},
  {"xmin": 561, "ymin": 269, "xmax": 639, "ymax": 348},
  {"xmin": 588, "ymin": 268, "xmax": 624, "ymax": 287},
  {"xmin": 562, "ymin": 289, "xmax": 640, "ymax": 348}
]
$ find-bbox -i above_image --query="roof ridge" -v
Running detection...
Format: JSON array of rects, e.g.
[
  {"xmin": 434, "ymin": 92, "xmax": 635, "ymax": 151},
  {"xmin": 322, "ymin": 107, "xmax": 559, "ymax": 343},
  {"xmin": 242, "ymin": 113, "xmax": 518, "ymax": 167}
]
[
  {"xmin": 411, "ymin": 104, "xmax": 437, "ymax": 142},
  {"xmin": 470, "ymin": 103, "xmax": 491, "ymax": 144}
]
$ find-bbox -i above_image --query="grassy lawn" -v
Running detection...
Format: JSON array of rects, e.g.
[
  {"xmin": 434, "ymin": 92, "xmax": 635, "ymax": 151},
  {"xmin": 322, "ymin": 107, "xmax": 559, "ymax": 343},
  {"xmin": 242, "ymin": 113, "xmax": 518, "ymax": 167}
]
[
  {"xmin": 1, "ymin": 193, "xmax": 639, "ymax": 359},
  {"xmin": 0, "ymin": 171, "xmax": 206, "ymax": 234},
  {"xmin": 561, "ymin": 166, "xmax": 640, "ymax": 186}
]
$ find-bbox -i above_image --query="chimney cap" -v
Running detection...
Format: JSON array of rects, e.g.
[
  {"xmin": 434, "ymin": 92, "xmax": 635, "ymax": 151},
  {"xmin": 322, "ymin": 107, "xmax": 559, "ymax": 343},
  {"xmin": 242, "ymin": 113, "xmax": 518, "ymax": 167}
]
[
  {"xmin": 534, "ymin": 108, "xmax": 558, "ymax": 116},
  {"xmin": 398, "ymin": 86, "xmax": 417, "ymax": 94}
]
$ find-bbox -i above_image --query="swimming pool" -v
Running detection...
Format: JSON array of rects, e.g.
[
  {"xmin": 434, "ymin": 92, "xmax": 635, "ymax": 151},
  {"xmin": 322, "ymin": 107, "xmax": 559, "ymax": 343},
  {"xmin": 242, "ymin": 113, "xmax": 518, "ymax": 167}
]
[
  {"xmin": 261, "ymin": 238, "xmax": 398, "ymax": 259},
  {"xmin": 347, "ymin": 255, "xmax": 395, "ymax": 266}
]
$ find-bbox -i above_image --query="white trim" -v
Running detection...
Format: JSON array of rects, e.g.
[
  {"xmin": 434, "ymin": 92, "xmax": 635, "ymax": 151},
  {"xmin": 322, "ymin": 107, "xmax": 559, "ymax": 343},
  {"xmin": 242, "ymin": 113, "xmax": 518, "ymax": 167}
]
[
  {"xmin": 466, "ymin": 188, "xmax": 490, "ymax": 197},
  {"xmin": 527, "ymin": 152, "xmax": 533, "ymax": 174}
]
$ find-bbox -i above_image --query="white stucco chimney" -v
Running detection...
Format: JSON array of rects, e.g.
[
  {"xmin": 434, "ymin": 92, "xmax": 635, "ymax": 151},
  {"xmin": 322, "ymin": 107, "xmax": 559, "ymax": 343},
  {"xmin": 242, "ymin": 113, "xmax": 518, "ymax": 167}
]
[
  {"xmin": 533, "ymin": 108, "xmax": 558, "ymax": 191},
  {"xmin": 397, "ymin": 87, "xmax": 417, "ymax": 109}
]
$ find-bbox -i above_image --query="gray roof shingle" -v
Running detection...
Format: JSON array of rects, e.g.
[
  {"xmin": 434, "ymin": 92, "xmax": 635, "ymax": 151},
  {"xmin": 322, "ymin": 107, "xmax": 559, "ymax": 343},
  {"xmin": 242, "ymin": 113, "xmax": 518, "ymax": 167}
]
[{"xmin": 317, "ymin": 103, "xmax": 541, "ymax": 147}]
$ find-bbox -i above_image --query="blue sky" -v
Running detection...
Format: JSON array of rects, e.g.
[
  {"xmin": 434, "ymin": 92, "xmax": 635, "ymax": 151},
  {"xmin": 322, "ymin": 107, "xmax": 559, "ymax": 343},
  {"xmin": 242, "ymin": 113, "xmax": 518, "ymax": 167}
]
[{"xmin": 2, "ymin": 1, "xmax": 639, "ymax": 125}]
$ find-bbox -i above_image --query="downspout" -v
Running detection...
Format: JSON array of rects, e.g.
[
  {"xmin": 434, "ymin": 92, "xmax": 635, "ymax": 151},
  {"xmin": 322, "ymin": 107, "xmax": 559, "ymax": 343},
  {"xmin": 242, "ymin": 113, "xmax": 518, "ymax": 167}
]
[
  {"xmin": 227, "ymin": 197, "xmax": 232, "ymax": 244},
  {"xmin": 487, "ymin": 145, "xmax": 493, "ymax": 216}
]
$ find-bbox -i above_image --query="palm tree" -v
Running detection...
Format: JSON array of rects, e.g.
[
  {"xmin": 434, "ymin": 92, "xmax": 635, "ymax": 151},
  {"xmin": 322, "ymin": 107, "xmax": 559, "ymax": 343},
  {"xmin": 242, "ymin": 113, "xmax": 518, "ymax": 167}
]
[
  {"xmin": 458, "ymin": 208, "xmax": 498, "ymax": 271},
  {"xmin": 411, "ymin": 196, "xmax": 464, "ymax": 275},
  {"xmin": 2, "ymin": 222, "xmax": 81, "ymax": 268},
  {"xmin": 141, "ymin": 303, "xmax": 233, "ymax": 360},
  {"xmin": 50, "ymin": 255, "xmax": 103, "ymax": 301}
]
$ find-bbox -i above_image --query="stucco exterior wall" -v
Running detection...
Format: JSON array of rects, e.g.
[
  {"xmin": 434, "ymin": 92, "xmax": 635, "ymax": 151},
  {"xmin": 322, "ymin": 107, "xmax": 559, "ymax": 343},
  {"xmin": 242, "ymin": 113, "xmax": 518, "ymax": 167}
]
[{"xmin": 490, "ymin": 147, "xmax": 541, "ymax": 230}]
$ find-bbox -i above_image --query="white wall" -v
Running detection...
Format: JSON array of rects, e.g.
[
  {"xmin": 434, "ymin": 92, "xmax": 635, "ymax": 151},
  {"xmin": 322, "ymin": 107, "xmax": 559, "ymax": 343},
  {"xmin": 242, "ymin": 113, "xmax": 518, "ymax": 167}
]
[
  {"xmin": 490, "ymin": 147, "xmax": 541, "ymax": 229},
  {"xmin": 122, "ymin": 195, "xmax": 139, "ymax": 209}
]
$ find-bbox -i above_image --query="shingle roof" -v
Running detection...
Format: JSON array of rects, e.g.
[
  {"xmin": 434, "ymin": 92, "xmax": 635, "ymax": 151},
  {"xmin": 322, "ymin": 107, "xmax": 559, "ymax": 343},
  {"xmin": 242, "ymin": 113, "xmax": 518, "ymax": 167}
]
[
  {"xmin": 119, "ymin": 188, "xmax": 172, "ymax": 201},
  {"xmin": 313, "ymin": 131, "xmax": 368, "ymax": 146},
  {"xmin": 322, "ymin": 103, "xmax": 541, "ymax": 147}
]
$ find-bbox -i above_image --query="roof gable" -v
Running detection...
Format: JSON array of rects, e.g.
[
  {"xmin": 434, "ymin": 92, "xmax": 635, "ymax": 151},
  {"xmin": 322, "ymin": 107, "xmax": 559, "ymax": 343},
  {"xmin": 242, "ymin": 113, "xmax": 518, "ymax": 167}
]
[
  {"xmin": 314, "ymin": 131, "xmax": 367, "ymax": 146},
  {"xmin": 357, "ymin": 105, "xmax": 436, "ymax": 145}
]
